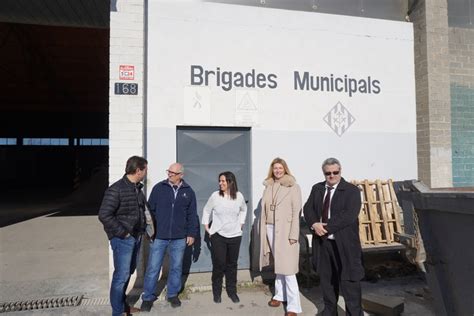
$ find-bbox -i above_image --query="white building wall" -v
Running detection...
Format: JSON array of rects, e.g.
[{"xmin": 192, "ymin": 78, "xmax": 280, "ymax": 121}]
[
  {"xmin": 146, "ymin": 1, "xmax": 417, "ymax": 206},
  {"xmin": 108, "ymin": 0, "xmax": 145, "ymax": 281},
  {"xmin": 109, "ymin": 0, "xmax": 145, "ymax": 182}
]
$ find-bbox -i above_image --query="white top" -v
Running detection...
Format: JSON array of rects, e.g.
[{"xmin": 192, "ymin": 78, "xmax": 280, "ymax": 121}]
[
  {"xmin": 324, "ymin": 181, "xmax": 339, "ymax": 240},
  {"xmin": 201, "ymin": 191, "xmax": 247, "ymax": 238}
]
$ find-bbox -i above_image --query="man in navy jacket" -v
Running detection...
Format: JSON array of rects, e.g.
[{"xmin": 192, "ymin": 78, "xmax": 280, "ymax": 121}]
[{"xmin": 141, "ymin": 162, "xmax": 198, "ymax": 311}]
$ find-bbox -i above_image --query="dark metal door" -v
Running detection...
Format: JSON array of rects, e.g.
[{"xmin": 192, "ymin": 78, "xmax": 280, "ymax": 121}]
[{"xmin": 177, "ymin": 127, "xmax": 251, "ymax": 272}]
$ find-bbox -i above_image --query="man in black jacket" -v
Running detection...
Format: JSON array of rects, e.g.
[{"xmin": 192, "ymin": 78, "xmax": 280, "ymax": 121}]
[
  {"xmin": 99, "ymin": 156, "xmax": 148, "ymax": 316},
  {"xmin": 303, "ymin": 158, "xmax": 363, "ymax": 316}
]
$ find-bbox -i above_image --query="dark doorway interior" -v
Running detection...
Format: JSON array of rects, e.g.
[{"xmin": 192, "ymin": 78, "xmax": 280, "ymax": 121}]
[{"xmin": 0, "ymin": 22, "xmax": 109, "ymax": 226}]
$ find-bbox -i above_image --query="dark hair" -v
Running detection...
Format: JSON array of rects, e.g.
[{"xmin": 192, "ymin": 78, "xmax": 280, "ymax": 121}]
[
  {"xmin": 125, "ymin": 156, "xmax": 148, "ymax": 175},
  {"xmin": 321, "ymin": 157, "xmax": 341, "ymax": 170},
  {"xmin": 218, "ymin": 171, "xmax": 238, "ymax": 200}
]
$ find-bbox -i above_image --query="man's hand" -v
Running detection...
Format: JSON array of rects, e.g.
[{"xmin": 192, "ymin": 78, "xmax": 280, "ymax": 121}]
[
  {"xmin": 289, "ymin": 239, "xmax": 297, "ymax": 245},
  {"xmin": 312, "ymin": 222, "xmax": 328, "ymax": 237},
  {"xmin": 186, "ymin": 236, "xmax": 195, "ymax": 246}
]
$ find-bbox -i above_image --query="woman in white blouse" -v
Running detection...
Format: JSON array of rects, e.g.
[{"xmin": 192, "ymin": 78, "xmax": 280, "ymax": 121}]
[{"xmin": 202, "ymin": 171, "xmax": 247, "ymax": 304}]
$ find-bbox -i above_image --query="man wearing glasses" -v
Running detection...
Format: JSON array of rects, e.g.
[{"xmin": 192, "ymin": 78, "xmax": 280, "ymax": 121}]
[
  {"xmin": 303, "ymin": 158, "xmax": 363, "ymax": 316},
  {"xmin": 141, "ymin": 163, "xmax": 198, "ymax": 311}
]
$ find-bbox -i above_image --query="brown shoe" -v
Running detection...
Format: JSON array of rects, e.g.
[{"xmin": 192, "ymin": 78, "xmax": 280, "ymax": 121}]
[
  {"xmin": 268, "ymin": 299, "xmax": 282, "ymax": 307},
  {"xmin": 285, "ymin": 312, "xmax": 297, "ymax": 316},
  {"xmin": 125, "ymin": 305, "xmax": 141, "ymax": 315}
]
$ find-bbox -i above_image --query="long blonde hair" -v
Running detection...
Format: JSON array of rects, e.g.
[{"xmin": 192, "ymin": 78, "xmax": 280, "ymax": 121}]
[{"xmin": 265, "ymin": 157, "xmax": 293, "ymax": 180}]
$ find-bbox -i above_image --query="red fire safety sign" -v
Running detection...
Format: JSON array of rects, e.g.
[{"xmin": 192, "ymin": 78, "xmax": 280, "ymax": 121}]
[{"xmin": 119, "ymin": 65, "xmax": 135, "ymax": 80}]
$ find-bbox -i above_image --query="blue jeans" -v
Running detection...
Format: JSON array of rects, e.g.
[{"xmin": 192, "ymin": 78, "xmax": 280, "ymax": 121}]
[
  {"xmin": 110, "ymin": 235, "xmax": 141, "ymax": 316},
  {"xmin": 142, "ymin": 238, "xmax": 186, "ymax": 301}
]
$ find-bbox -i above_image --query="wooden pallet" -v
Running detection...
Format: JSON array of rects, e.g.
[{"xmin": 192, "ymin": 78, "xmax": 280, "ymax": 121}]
[{"xmin": 351, "ymin": 179, "xmax": 403, "ymax": 248}]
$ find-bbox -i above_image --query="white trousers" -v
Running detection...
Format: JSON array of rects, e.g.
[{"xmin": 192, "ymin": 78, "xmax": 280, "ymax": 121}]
[{"xmin": 266, "ymin": 224, "xmax": 302, "ymax": 313}]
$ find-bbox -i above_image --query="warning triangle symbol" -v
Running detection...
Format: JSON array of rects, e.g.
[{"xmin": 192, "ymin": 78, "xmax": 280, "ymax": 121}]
[{"xmin": 238, "ymin": 92, "xmax": 257, "ymax": 111}]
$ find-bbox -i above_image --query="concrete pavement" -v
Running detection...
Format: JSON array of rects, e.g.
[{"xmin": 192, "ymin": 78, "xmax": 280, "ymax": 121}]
[
  {"xmin": 4, "ymin": 275, "xmax": 434, "ymax": 315},
  {"xmin": 0, "ymin": 214, "xmax": 109, "ymax": 303},
  {"xmin": 0, "ymin": 195, "xmax": 435, "ymax": 316}
]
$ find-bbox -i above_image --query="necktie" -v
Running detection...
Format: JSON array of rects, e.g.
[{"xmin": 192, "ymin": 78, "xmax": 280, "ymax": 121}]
[
  {"xmin": 173, "ymin": 185, "xmax": 178, "ymax": 190},
  {"xmin": 322, "ymin": 186, "xmax": 334, "ymax": 223}
]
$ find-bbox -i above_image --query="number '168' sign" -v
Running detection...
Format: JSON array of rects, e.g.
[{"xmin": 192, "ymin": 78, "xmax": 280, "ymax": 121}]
[{"xmin": 114, "ymin": 82, "xmax": 138, "ymax": 95}]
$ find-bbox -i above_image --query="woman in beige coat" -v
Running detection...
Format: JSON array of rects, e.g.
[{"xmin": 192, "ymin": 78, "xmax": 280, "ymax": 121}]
[{"xmin": 259, "ymin": 157, "xmax": 302, "ymax": 316}]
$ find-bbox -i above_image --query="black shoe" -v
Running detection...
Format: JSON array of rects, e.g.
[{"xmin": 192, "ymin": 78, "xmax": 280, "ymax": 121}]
[
  {"xmin": 228, "ymin": 293, "xmax": 240, "ymax": 303},
  {"xmin": 168, "ymin": 296, "xmax": 181, "ymax": 308},
  {"xmin": 213, "ymin": 294, "xmax": 222, "ymax": 303},
  {"xmin": 140, "ymin": 300, "xmax": 153, "ymax": 312}
]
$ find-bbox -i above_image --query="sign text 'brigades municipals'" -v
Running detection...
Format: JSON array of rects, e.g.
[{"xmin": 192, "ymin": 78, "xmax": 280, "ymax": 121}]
[{"xmin": 190, "ymin": 65, "xmax": 381, "ymax": 97}]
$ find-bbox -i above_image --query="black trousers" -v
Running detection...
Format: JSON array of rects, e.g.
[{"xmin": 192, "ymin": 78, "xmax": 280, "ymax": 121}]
[
  {"xmin": 320, "ymin": 239, "xmax": 362, "ymax": 316},
  {"xmin": 210, "ymin": 233, "xmax": 242, "ymax": 296}
]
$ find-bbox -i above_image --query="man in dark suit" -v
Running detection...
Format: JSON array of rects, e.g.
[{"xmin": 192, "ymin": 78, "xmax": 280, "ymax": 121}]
[{"xmin": 303, "ymin": 158, "xmax": 363, "ymax": 316}]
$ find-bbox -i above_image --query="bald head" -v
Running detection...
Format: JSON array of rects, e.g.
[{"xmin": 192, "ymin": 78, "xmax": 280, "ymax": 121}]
[
  {"xmin": 169, "ymin": 163, "xmax": 183, "ymax": 173},
  {"xmin": 167, "ymin": 162, "xmax": 184, "ymax": 185}
]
